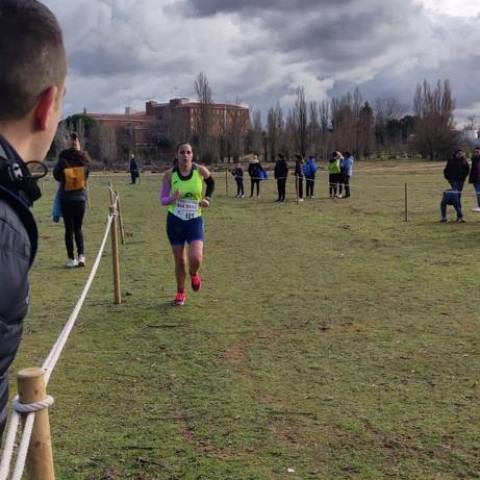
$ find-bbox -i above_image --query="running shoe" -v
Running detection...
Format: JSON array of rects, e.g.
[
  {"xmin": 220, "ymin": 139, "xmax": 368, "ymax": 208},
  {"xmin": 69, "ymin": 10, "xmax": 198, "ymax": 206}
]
[
  {"xmin": 78, "ymin": 254, "xmax": 86, "ymax": 267},
  {"xmin": 66, "ymin": 258, "xmax": 78, "ymax": 268},
  {"xmin": 191, "ymin": 273, "xmax": 202, "ymax": 292},
  {"xmin": 173, "ymin": 292, "xmax": 186, "ymax": 306}
]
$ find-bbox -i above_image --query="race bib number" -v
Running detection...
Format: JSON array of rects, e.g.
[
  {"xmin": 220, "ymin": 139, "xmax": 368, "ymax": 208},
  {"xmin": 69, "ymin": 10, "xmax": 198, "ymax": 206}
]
[{"xmin": 174, "ymin": 199, "xmax": 200, "ymax": 221}]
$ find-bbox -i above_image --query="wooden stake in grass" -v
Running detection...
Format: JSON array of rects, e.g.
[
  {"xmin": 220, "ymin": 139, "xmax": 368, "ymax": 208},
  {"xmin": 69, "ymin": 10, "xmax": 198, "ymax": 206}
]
[
  {"xmin": 405, "ymin": 183, "xmax": 408, "ymax": 222},
  {"xmin": 86, "ymin": 184, "xmax": 91, "ymax": 209},
  {"xmin": 115, "ymin": 191, "xmax": 126, "ymax": 244},
  {"xmin": 225, "ymin": 166, "xmax": 229, "ymax": 197},
  {"xmin": 295, "ymin": 175, "xmax": 299, "ymax": 204},
  {"xmin": 17, "ymin": 368, "xmax": 55, "ymax": 480},
  {"xmin": 110, "ymin": 205, "xmax": 122, "ymax": 304},
  {"xmin": 108, "ymin": 182, "xmax": 115, "ymax": 207}
]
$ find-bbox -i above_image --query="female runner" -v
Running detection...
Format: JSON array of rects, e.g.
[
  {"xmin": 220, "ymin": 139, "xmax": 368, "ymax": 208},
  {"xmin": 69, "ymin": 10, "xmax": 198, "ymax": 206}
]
[{"xmin": 160, "ymin": 143, "xmax": 215, "ymax": 305}]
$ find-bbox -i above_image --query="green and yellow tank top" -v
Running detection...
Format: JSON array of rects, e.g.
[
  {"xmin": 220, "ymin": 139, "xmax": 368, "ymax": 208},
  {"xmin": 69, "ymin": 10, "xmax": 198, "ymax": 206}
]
[{"xmin": 168, "ymin": 165, "xmax": 204, "ymax": 220}]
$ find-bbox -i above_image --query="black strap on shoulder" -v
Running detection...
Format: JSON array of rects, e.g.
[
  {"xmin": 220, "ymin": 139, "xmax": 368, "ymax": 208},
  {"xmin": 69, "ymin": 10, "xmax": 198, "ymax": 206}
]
[{"xmin": 0, "ymin": 185, "xmax": 38, "ymax": 267}]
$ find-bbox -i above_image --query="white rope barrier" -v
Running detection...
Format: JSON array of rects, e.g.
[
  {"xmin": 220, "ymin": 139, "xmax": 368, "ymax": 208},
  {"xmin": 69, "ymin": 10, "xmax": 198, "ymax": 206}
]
[{"xmin": 0, "ymin": 212, "xmax": 115, "ymax": 480}]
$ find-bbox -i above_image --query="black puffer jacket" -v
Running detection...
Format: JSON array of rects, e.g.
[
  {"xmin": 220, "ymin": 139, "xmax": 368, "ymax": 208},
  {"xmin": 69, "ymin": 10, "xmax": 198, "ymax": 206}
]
[
  {"xmin": 0, "ymin": 137, "xmax": 37, "ymax": 440},
  {"xmin": 444, "ymin": 156, "xmax": 469, "ymax": 182},
  {"xmin": 468, "ymin": 155, "xmax": 480, "ymax": 184}
]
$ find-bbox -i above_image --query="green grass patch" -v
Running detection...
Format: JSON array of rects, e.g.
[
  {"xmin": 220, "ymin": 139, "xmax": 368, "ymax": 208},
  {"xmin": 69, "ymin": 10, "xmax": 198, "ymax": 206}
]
[{"xmin": 10, "ymin": 163, "xmax": 480, "ymax": 479}]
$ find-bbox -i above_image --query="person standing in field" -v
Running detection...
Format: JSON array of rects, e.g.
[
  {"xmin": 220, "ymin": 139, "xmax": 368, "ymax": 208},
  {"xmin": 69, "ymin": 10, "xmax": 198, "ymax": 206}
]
[
  {"xmin": 160, "ymin": 142, "xmax": 215, "ymax": 306},
  {"xmin": 53, "ymin": 132, "xmax": 91, "ymax": 268},
  {"xmin": 439, "ymin": 189, "xmax": 464, "ymax": 223},
  {"xmin": 129, "ymin": 153, "xmax": 139, "ymax": 184},
  {"xmin": 274, "ymin": 153, "xmax": 288, "ymax": 202},
  {"xmin": 0, "ymin": 0, "xmax": 67, "ymax": 441},
  {"xmin": 328, "ymin": 151, "xmax": 342, "ymax": 198},
  {"xmin": 340, "ymin": 151, "xmax": 354, "ymax": 198},
  {"xmin": 248, "ymin": 153, "xmax": 263, "ymax": 197},
  {"xmin": 444, "ymin": 149, "xmax": 469, "ymax": 192},
  {"xmin": 294, "ymin": 154, "xmax": 305, "ymax": 202},
  {"xmin": 231, "ymin": 161, "xmax": 244, "ymax": 198},
  {"xmin": 468, "ymin": 146, "xmax": 480, "ymax": 212},
  {"xmin": 304, "ymin": 154, "xmax": 317, "ymax": 199}
]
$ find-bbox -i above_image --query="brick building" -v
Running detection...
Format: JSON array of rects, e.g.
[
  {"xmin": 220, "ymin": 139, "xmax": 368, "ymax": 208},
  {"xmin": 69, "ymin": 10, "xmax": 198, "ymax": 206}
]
[{"xmin": 87, "ymin": 98, "xmax": 251, "ymax": 149}]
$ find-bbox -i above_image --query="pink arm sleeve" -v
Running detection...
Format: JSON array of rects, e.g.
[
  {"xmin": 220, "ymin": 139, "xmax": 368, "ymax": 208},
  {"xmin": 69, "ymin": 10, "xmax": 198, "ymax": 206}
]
[{"xmin": 160, "ymin": 181, "xmax": 171, "ymax": 206}]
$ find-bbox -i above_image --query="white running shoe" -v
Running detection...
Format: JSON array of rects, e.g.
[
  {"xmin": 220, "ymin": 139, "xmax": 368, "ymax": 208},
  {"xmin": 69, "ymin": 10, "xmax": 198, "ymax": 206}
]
[
  {"xmin": 472, "ymin": 207, "xmax": 480, "ymax": 212},
  {"xmin": 78, "ymin": 255, "xmax": 86, "ymax": 267},
  {"xmin": 66, "ymin": 258, "xmax": 78, "ymax": 268}
]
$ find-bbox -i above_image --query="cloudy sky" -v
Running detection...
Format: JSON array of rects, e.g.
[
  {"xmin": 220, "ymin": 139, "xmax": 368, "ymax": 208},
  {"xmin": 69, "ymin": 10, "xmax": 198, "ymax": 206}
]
[{"xmin": 44, "ymin": 0, "xmax": 480, "ymax": 125}]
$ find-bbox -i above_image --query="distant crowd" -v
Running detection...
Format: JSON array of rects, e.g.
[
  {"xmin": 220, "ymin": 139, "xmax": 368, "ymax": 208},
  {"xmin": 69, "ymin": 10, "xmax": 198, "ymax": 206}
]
[{"xmin": 230, "ymin": 151, "xmax": 355, "ymax": 202}]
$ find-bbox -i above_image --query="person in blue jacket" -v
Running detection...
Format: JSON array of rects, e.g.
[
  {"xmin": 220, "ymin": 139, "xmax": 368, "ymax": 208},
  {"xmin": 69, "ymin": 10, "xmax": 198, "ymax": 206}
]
[
  {"xmin": 0, "ymin": 0, "xmax": 67, "ymax": 441},
  {"xmin": 304, "ymin": 154, "xmax": 317, "ymax": 199},
  {"xmin": 339, "ymin": 151, "xmax": 354, "ymax": 198}
]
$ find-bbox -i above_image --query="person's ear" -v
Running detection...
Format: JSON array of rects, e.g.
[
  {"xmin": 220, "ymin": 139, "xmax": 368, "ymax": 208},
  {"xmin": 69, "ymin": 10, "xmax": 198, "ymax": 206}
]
[{"xmin": 34, "ymin": 86, "xmax": 59, "ymax": 130}]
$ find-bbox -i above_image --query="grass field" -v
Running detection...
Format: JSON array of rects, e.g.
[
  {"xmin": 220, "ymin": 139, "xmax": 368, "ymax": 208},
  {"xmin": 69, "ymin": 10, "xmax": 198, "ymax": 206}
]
[{"xmin": 11, "ymin": 161, "xmax": 480, "ymax": 479}]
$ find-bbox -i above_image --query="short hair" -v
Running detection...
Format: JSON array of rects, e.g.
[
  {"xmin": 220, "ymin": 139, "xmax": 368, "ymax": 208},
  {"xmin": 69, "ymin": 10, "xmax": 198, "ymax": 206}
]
[{"xmin": 0, "ymin": 0, "xmax": 66, "ymax": 120}]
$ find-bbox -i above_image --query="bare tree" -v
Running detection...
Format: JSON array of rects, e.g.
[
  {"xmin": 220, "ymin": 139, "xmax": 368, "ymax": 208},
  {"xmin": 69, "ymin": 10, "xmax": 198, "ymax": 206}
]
[
  {"xmin": 194, "ymin": 72, "xmax": 214, "ymax": 163},
  {"xmin": 308, "ymin": 101, "xmax": 320, "ymax": 154},
  {"xmin": 267, "ymin": 103, "xmax": 284, "ymax": 162},
  {"xmin": 93, "ymin": 123, "xmax": 118, "ymax": 168},
  {"xmin": 292, "ymin": 86, "xmax": 308, "ymax": 156},
  {"xmin": 412, "ymin": 79, "xmax": 459, "ymax": 160},
  {"xmin": 319, "ymin": 100, "xmax": 330, "ymax": 134},
  {"xmin": 374, "ymin": 97, "xmax": 407, "ymax": 151},
  {"xmin": 357, "ymin": 102, "xmax": 375, "ymax": 157},
  {"xmin": 246, "ymin": 109, "xmax": 263, "ymax": 155}
]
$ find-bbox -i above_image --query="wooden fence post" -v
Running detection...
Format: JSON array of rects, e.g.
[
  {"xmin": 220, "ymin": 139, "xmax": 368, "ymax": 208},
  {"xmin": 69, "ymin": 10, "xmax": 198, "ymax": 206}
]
[
  {"xmin": 405, "ymin": 183, "xmax": 408, "ymax": 222},
  {"xmin": 109, "ymin": 206, "xmax": 122, "ymax": 304},
  {"xmin": 17, "ymin": 368, "xmax": 55, "ymax": 480},
  {"xmin": 115, "ymin": 191, "xmax": 126, "ymax": 245},
  {"xmin": 86, "ymin": 184, "xmax": 92, "ymax": 209},
  {"xmin": 225, "ymin": 167, "xmax": 228, "ymax": 197}
]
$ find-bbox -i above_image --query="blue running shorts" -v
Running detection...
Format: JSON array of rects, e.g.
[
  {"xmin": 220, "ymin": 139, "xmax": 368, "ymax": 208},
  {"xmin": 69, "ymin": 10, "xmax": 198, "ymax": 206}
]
[{"xmin": 166, "ymin": 212, "xmax": 204, "ymax": 246}]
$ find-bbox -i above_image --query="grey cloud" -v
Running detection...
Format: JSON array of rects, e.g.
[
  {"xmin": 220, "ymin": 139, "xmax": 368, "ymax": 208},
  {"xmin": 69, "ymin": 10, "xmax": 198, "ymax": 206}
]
[
  {"xmin": 185, "ymin": 0, "xmax": 354, "ymax": 16},
  {"xmin": 42, "ymin": 0, "xmax": 480, "ymax": 123}
]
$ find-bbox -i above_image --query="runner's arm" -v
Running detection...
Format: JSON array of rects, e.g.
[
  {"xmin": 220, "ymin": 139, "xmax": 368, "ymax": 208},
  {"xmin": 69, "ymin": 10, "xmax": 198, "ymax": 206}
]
[
  {"xmin": 198, "ymin": 165, "xmax": 214, "ymax": 206},
  {"xmin": 160, "ymin": 172, "xmax": 179, "ymax": 205}
]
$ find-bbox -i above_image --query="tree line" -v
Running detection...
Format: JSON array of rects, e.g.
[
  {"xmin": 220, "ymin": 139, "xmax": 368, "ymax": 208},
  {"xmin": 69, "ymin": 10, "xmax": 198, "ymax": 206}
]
[{"xmin": 50, "ymin": 74, "xmax": 467, "ymax": 167}]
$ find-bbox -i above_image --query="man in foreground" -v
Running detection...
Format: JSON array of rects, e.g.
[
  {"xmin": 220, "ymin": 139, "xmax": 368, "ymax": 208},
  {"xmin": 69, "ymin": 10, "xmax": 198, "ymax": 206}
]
[{"xmin": 0, "ymin": 0, "xmax": 67, "ymax": 439}]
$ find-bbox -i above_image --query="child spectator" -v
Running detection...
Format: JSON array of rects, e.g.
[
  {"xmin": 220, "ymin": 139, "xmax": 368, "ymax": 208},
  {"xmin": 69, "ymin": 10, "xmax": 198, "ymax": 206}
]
[
  {"xmin": 440, "ymin": 189, "xmax": 464, "ymax": 223},
  {"xmin": 328, "ymin": 151, "xmax": 342, "ymax": 198},
  {"xmin": 231, "ymin": 162, "xmax": 244, "ymax": 198}
]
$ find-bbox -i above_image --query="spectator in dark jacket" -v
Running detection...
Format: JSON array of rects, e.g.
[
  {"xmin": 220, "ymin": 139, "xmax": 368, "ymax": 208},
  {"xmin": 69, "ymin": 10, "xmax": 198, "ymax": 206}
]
[
  {"xmin": 231, "ymin": 161, "xmax": 244, "ymax": 198},
  {"xmin": 468, "ymin": 146, "xmax": 480, "ymax": 212},
  {"xmin": 129, "ymin": 154, "xmax": 139, "ymax": 184},
  {"xmin": 294, "ymin": 154, "xmax": 305, "ymax": 201},
  {"xmin": 53, "ymin": 133, "xmax": 91, "ymax": 268},
  {"xmin": 0, "ymin": 0, "xmax": 66, "ymax": 441},
  {"xmin": 444, "ymin": 149, "xmax": 469, "ymax": 192},
  {"xmin": 274, "ymin": 153, "xmax": 288, "ymax": 202},
  {"xmin": 248, "ymin": 154, "xmax": 263, "ymax": 197}
]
